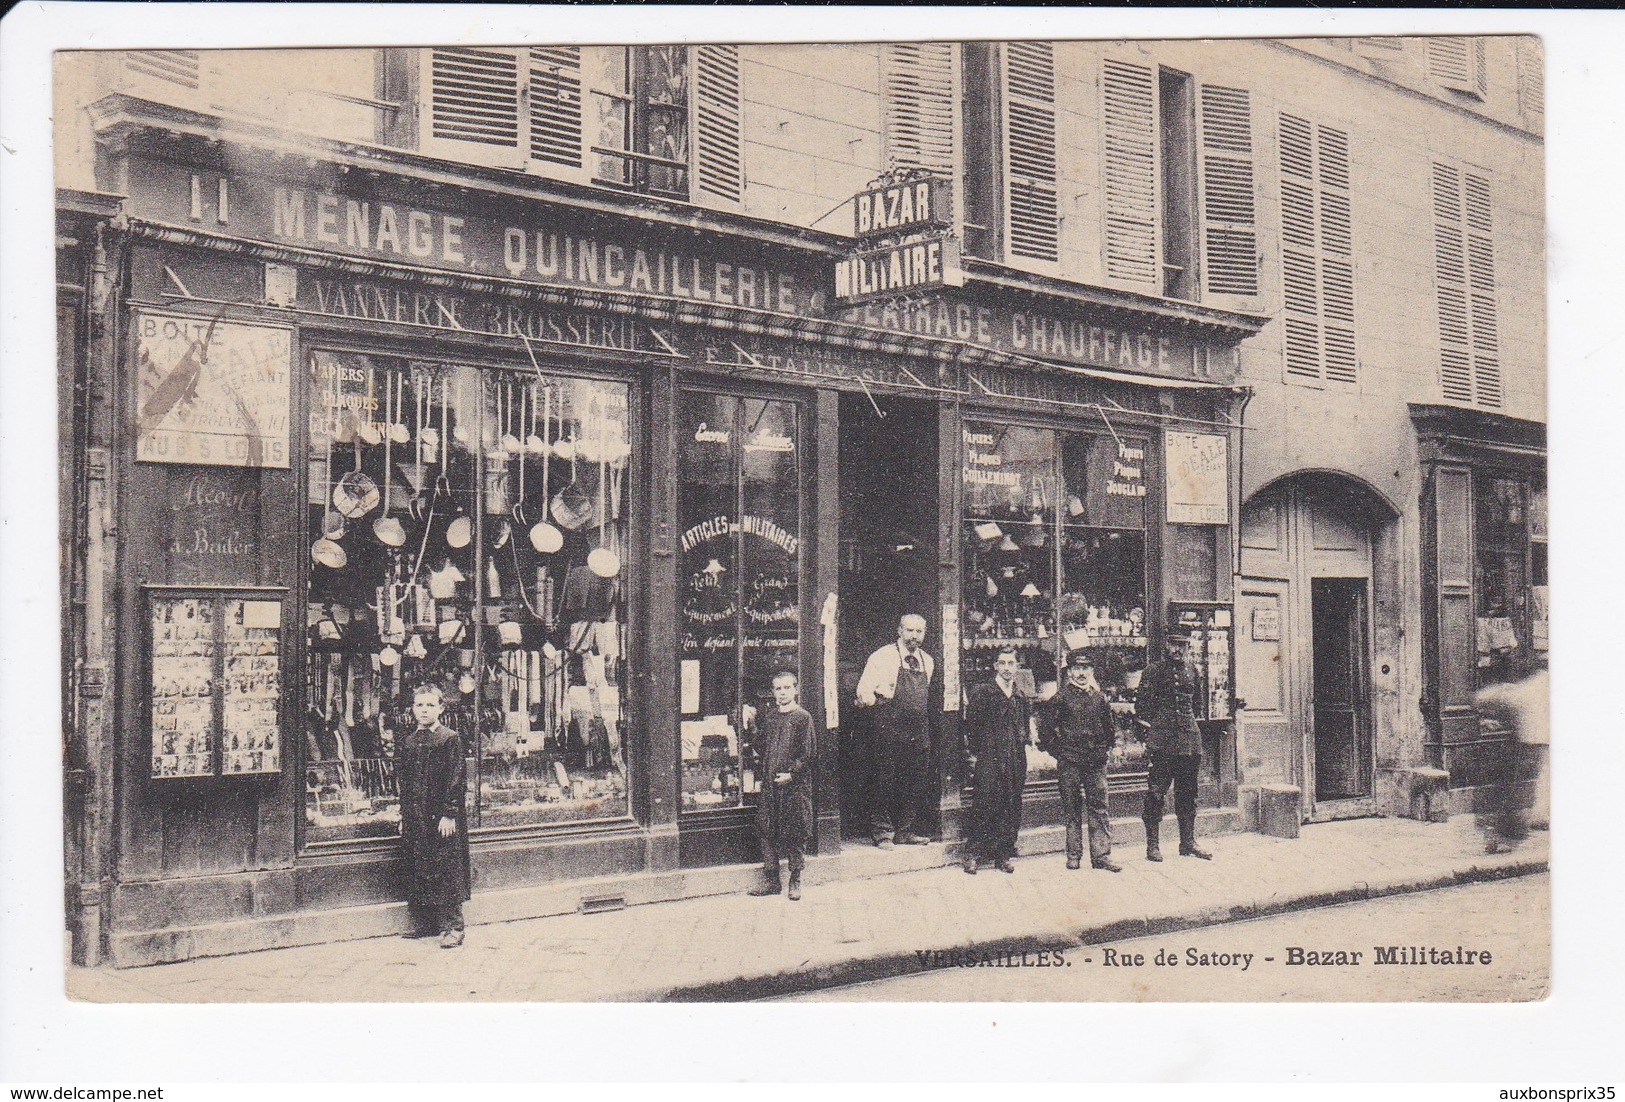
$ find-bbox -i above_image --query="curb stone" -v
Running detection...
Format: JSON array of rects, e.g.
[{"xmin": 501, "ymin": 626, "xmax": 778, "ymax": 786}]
[{"xmin": 652, "ymin": 854, "xmax": 1549, "ymax": 1002}]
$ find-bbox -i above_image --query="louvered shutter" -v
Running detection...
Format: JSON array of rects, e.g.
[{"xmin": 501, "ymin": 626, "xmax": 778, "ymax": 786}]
[
  {"xmin": 883, "ymin": 42, "xmax": 956, "ymax": 177},
  {"xmin": 694, "ymin": 45, "xmax": 743, "ymax": 203},
  {"xmin": 1102, "ymin": 58, "xmax": 1159, "ymax": 287},
  {"xmin": 1004, "ymin": 42, "xmax": 1059, "ymax": 263},
  {"xmin": 1199, "ymin": 84, "xmax": 1258, "ymax": 296},
  {"xmin": 1278, "ymin": 113, "xmax": 1356, "ymax": 385},
  {"xmin": 1428, "ymin": 37, "xmax": 1486, "ymax": 97},
  {"xmin": 1517, "ymin": 39, "xmax": 1544, "ymax": 126},
  {"xmin": 126, "ymin": 50, "xmax": 201, "ymax": 91},
  {"xmin": 421, "ymin": 47, "xmax": 525, "ymax": 168},
  {"xmin": 1432, "ymin": 162, "xmax": 1500, "ymax": 408},
  {"xmin": 528, "ymin": 47, "xmax": 584, "ymax": 171}
]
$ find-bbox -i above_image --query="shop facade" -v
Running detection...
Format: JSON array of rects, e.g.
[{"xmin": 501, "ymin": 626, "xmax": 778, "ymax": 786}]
[{"xmin": 65, "ymin": 97, "xmax": 1261, "ymax": 966}]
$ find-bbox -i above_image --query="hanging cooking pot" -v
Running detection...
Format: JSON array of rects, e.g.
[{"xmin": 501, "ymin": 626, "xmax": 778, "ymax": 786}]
[
  {"xmin": 446, "ymin": 513, "xmax": 473, "ymax": 550},
  {"xmin": 550, "ymin": 443, "xmax": 592, "ymax": 532},
  {"xmin": 311, "ymin": 538, "xmax": 347, "ymax": 570},
  {"xmin": 498, "ymin": 620, "xmax": 523, "ymax": 647},
  {"xmin": 438, "ymin": 618, "xmax": 467, "ymax": 646},
  {"xmin": 334, "ymin": 469, "xmax": 380, "ymax": 520},
  {"xmin": 587, "ymin": 546, "xmax": 621, "ymax": 579},
  {"xmin": 458, "ymin": 672, "xmax": 477, "ymax": 695},
  {"xmin": 404, "ymin": 633, "xmax": 428, "ymax": 660},
  {"xmin": 378, "ymin": 646, "xmax": 400, "ymax": 668}
]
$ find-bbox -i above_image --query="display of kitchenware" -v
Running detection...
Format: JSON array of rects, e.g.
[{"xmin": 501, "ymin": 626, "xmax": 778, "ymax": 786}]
[
  {"xmin": 438, "ymin": 618, "xmax": 467, "ymax": 646},
  {"xmin": 378, "ymin": 645, "xmax": 400, "ymax": 667},
  {"xmin": 459, "ymin": 672, "xmax": 477, "ymax": 695},
  {"xmin": 359, "ymin": 366, "xmax": 382, "ymax": 445},
  {"xmin": 333, "ymin": 417, "xmax": 380, "ymax": 520},
  {"xmin": 526, "ymin": 377, "xmax": 548, "ymax": 456},
  {"xmin": 550, "ymin": 424, "xmax": 593, "ymax": 532},
  {"xmin": 501, "ymin": 378, "xmax": 523, "ymax": 455},
  {"xmin": 451, "ymin": 373, "xmax": 470, "ymax": 447},
  {"xmin": 404, "ymin": 633, "xmax": 428, "ymax": 660}
]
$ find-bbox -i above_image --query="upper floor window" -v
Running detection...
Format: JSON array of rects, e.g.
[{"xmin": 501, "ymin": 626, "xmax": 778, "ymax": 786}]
[
  {"xmin": 1101, "ymin": 58, "xmax": 1258, "ymax": 301},
  {"xmin": 1516, "ymin": 38, "xmax": 1544, "ymax": 131},
  {"xmin": 1432, "ymin": 160, "xmax": 1501, "ymax": 409},
  {"xmin": 1279, "ymin": 112, "xmax": 1356, "ymax": 387},
  {"xmin": 420, "ymin": 46, "xmax": 741, "ymax": 204},
  {"xmin": 1427, "ymin": 37, "xmax": 1488, "ymax": 99}
]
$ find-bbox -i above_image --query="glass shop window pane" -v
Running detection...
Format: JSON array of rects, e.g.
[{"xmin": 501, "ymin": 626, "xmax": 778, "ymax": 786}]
[
  {"xmin": 305, "ymin": 356, "xmax": 482, "ymax": 843},
  {"xmin": 679, "ymin": 392, "xmax": 744, "ymax": 811},
  {"xmin": 739, "ymin": 399, "xmax": 802, "ymax": 795},
  {"xmin": 477, "ymin": 374, "xmax": 632, "ymax": 827}
]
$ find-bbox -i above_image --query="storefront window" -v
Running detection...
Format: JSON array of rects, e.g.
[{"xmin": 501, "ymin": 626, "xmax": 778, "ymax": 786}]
[
  {"xmin": 961, "ymin": 421, "xmax": 1150, "ymax": 782},
  {"xmin": 303, "ymin": 352, "xmax": 631, "ymax": 844},
  {"xmin": 1473, "ymin": 472, "xmax": 1532, "ymax": 688},
  {"xmin": 678, "ymin": 391, "xmax": 802, "ymax": 812}
]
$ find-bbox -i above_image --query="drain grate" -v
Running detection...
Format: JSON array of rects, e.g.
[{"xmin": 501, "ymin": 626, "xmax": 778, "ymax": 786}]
[{"xmin": 579, "ymin": 894, "xmax": 627, "ymax": 914}]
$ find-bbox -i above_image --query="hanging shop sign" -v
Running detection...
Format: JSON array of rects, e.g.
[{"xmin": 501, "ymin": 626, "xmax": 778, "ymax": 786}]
[
  {"xmin": 833, "ymin": 236, "xmax": 965, "ymax": 305},
  {"xmin": 853, "ymin": 175, "xmax": 954, "ymax": 240},
  {"xmin": 135, "ymin": 310, "xmax": 293, "ymax": 468},
  {"xmin": 1164, "ymin": 431, "xmax": 1230, "ymax": 525}
]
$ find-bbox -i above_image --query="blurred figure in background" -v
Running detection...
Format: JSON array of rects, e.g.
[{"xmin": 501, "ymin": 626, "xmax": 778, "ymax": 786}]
[{"xmin": 1473, "ymin": 664, "xmax": 1549, "ymax": 853}]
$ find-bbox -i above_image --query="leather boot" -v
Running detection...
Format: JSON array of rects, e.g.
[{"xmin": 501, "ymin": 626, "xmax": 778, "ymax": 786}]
[
  {"xmin": 1146, "ymin": 838, "xmax": 1163, "ymax": 862},
  {"xmin": 787, "ymin": 872, "xmax": 802, "ymax": 901}
]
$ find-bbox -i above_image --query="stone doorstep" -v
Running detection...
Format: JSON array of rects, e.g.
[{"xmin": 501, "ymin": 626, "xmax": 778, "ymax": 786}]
[{"xmin": 104, "ymin": 809, "xmax": 1242, "ymax": 969}]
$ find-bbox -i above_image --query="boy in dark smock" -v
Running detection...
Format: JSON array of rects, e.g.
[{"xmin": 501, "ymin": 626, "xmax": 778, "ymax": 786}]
[
  {"xmin": 398, "ymin": 684, "xmax": 471, "ymax": 948},
  {"xmin": 749, "ymin": 670, "xmax": 815, "ymax": 901},
  {"xmin": 961, "ymin": 647, "xmax": 1033, "ymax": 874}
]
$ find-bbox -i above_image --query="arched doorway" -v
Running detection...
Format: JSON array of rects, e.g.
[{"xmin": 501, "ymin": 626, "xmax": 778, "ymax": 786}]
[{"xmin": 1237, "ymin": 472, "xmax": 1398, "ymax": 821}]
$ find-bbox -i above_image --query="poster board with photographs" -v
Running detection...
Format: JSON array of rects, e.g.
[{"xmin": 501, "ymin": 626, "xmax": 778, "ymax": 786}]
[{"xmin": 147, "ymin": 586, "xmax": 285, "ymax": 779}]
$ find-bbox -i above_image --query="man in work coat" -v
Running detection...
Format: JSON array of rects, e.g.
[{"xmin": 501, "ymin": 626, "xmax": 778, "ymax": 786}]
[
  {"xmin": 1038, "ymin": 649, "xmax": 1122, "ymax": 872},
  {"xmin": 398, "ymin": 684, "xmax": 472, "ymax": 948},
  {"xmin": 856, "ymin": 613, "xmax": 936, "ymax": 848},
  {"xmin": 961, "ymin": 647, "xmax": 1033, "ymax": 874},
  {"xmin": 1136, "ymin": 631, "xmax": 1213, "ymax": 862}
]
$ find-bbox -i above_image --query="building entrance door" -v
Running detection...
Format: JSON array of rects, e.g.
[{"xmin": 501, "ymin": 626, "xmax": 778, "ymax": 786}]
[
  {"xmin": 836, "ymin": 393, "xmax": 939, "ymax": 839},
  {"xmin": 1310, "ymin": 578, "xmax": 1372, "ymax": 800},
  {"xmin": 1235, "ymin": 579, "xmax": 1296, "ymax": 788}
]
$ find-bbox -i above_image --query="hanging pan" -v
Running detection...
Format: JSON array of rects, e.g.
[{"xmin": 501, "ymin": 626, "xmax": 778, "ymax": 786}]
[
  {"xmin": 550, "ymin": 392, "xmax": 592, "ymax": 532},
  {"xmin": 373, "ymin": 372, "xmax": 406, "ymax": 547},
  {"xmin": 530, "ymin": 384, "xmax": 565, "ymax": 552},
  {"xmin": 333, "ymin": 415, "xmax": 380, "ymax": 521}
]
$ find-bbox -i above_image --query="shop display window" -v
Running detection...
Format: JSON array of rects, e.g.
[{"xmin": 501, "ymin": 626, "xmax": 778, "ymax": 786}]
[
  {"xmin": 960, "ymin": 421, "xmax": 1150, "ymax": 780},
  {"xmin": 303, "ymin": 352, "xmax": 631, "ymax": 844},
  {"xmin": 678, "ymin": 391, "xmax": 802, "ymax": 812},
  {"xmin": 1472, "ymin": 472, "xmax": 1531, "ymax": 689}
]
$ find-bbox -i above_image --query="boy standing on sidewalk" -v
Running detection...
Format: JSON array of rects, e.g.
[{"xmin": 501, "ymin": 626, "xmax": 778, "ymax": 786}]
[
  {"xmin": 749, "ymin": 669, "xmax": 815, "ymax": 901},
  {"xmin": 398, "ymin": 684, "xmax": 471, "ymax": 948}
]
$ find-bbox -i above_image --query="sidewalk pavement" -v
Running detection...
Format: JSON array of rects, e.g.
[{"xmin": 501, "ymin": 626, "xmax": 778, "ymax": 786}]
[{"xmin": 67, "ymin": 815, "xmax": 1547, "ymax": 1003}]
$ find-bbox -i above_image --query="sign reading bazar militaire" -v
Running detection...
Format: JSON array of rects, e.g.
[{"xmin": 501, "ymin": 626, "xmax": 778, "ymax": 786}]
[
  {"xmin": 1164, "ymin": 431, "xmax": 1230, "ymax": 525},
  {"xmin": 834, "ymin": 237, "xmax": 964, "ymax": 305},
  {"xmin": 852, "ymin": 176, "xmax": 953, "ymax": 239},
  {"xmin": 135, "ymin": 311, "xmax": 293, "ymax": 468}
]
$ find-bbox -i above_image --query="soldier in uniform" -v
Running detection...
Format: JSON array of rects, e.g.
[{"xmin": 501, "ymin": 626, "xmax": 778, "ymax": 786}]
[
  {"xmin": 961, "ymin": 647, "xmax": 1033, "ymax": 874},
  {"xmin": 856, "ymin": 613, "xmax": 936, "ymax": 849},
  {"xmin": 1038, "ymin": 650, "xmax": 1122, "ymax": 872},
  {"xmin": 1136, "ymin": 631, "xmax": 1213, "ymax": 862}
]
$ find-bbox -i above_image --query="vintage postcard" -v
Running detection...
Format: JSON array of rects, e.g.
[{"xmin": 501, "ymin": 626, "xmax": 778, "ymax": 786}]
[{"xmin": 52, "ymin": 26, "xmax": 1551, "ymax": 1011}]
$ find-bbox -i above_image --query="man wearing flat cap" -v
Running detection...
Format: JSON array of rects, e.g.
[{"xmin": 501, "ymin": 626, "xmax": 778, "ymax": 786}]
[
  {"xmin": 1038, "ymin": 650, "xmax": 1121, "ymax": 872},
  {"xmin": 1135, "ymin": 630, "xmax": 1213, "ymax": 862}
]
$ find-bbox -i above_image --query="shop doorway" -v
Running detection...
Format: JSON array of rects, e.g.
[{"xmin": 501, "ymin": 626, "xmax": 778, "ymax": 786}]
[
  {"xmin": 1310, "ymin": 578, "xmax": 1372, "ymax": 801},
  {"xmin": 836, "ymin": 392, "xmax": 939, "ymax": 839}
]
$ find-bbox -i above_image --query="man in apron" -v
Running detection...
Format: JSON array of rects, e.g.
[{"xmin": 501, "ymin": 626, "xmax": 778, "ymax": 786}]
[{"xmin": 856, "ymin": 613, "xmax": 936, "ymax": 849}]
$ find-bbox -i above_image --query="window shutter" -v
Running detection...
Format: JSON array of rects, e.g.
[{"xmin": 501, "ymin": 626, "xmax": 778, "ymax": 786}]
[
  {"xmin": 1432, "ymin": 161, "xmax": 1500, "ymax": 408},
  {"xmin": 1005, "ymin": 41, "xmax": 1059, "ymax": 263},
  {"xmin": 423, "ymin": 48, "xmax": 524, "ymax": 167},
  {"xmin": 1198, "ymin": 84, "xmax": 1258, "ymax": 296},
  {"xmin": 1428, "ymin": 37, "xmax": 1486, "ymax": 97},
  {"xmin": 694, "ymin": 45, "xmax": 744, "ymax": 203},
  {"xmin": 1102, "ymin": 58, "xmax": 1159, "ymax": 287},
  {"xmin": 1517, "ymin": 40, "xmax": 1544, "ymax": 125},
  {"xmin": 1278, "ymin": 113, "xmax": 1356, "ymax": 385},
  {"xmin": 883, "ymin": 42, "xmax": 956, "ymax": 177},
  {"xmin": 126, "ymin": 50, "xmax": 201, "ymax": 91},
  {"xmin": 528, "ymin": 47, "xmax": 583, "ymax": 170}
]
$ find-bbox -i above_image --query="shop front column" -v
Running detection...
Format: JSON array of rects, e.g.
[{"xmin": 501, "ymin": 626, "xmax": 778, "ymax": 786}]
[
  {"xmin": 642, "ymin": 363, "xmax": 681, "ymax": 870},
  {"xmin": 811, "ymin": 388, "xmax": 842, "ymax": 856},
  {"xmin": 934, "ymin": 399, "xmax": 966, "ymax": 840}
]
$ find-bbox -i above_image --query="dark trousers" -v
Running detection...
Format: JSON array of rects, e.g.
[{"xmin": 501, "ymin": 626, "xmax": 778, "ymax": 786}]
[
  {"xmin": 869, "ymin": 713, "xmax": 931, "ymax": 843},
  {"xmin": 967, "ymin": 745, "xmax": 1027, "ymax": 862},
  {"xmin": 1058, "ymin": 759, "xmax": 1112, "ymax": 862},
  {"xmin": 409, "ymin": 900, "xmax": 465, "ymax": 935},
  {"xmin": 758, "ymin": 785, "xmax": 807, "ymax": 877},
  {"xmin": 1142, "ymin": 752, "xmax": 1201, "ymax": 849}
]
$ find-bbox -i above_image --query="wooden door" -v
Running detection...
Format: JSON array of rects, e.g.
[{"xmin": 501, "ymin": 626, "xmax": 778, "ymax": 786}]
[{"xmin": 1235, "ymin": 579, "xmax": 1296, "ymax": 790}]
